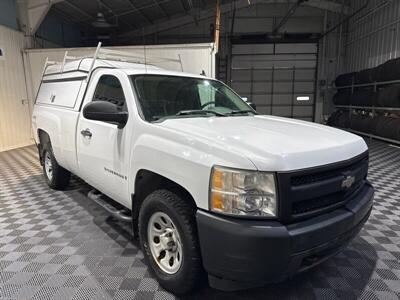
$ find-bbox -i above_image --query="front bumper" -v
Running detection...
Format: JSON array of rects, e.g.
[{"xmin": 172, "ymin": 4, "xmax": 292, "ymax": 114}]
[{"xmin": 196, "ymin": 182, "xmax": 374, "ymax": 291}]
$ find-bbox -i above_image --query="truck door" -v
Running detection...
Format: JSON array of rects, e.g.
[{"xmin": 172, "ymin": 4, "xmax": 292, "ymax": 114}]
[{"xmin": 76, "ymin": 71, "xmax": 133, "ymax": 206}]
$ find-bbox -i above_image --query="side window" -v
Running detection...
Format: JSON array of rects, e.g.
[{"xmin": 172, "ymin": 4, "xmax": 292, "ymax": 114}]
[{"xmin": 93, "ymin": 75, "xmax": 127, "ymax": 111}]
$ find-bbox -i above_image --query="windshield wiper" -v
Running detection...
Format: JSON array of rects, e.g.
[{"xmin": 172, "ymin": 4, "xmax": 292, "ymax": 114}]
[
  {"xmin": 226, "ymin": 110, "xmax": 256, "ymax": 116},
  {"xmin": 175, "ymin": 110, "xmax": 226, "ymax": 117},
  {"xmin": 151, "ymin": 110, "xmax": 225, "ymax": 122}
]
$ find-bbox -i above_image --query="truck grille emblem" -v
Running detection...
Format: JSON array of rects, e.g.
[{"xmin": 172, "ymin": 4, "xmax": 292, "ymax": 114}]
[{"xmin": 342, "ymin": 175, "xmax": 355, "ymax": 189}]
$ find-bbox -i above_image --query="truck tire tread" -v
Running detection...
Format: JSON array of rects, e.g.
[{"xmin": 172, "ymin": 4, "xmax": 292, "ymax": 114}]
[
  {"xmin": 42, "ymin": 144, "xmax": 71, "ymax": 190},
  {"xmin": 138, "ymin": 189, "xmax": 204, "ymax": 295}
]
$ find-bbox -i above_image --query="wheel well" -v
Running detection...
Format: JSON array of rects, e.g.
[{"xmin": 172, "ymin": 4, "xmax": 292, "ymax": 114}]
[
  {"xmin": 132, "ymin": 169, "xmax": 197, "ymax": 235},
  {"xmin": 37, "ymin": 129, "xmax": 50, "ymax": 164}
]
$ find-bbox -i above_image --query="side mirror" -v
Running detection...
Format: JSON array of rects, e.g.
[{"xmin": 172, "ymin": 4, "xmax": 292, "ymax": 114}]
[
  {"xmin": 241, "ymin": 96, "xmax": 256, "ymax": 111},
  {"xmin": 83, "ymin": 101, "xmax": 128, "ymax": 128}
]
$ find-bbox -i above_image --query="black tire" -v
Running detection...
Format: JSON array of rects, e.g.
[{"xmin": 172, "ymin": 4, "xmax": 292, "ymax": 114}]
[
  {"xmin": 327, "ymin": 110, "xmax": 339, "ymax": 126},
  {"xmin": 354, "ymin": 68, "xmax": 375, "ymax": 84},
  {"xmin": 332, "ymin": 90, "xmax": 350, "ymax": 105},
  {"xmin": 335, "ymin": 72, "xmax": 355, "ymax": 87},
  {"xmin": 350, "ymin": 114, "xmax": 372, "ymax": 133},
  {"xmin": 378, "ymin": 58, "xmax": 400, "ymax": 82},
  {"xmin": 138, "ymin": 189, "xmax": 204, "ymax": 295},
  {"xmin": 376, "ymin": 85, "xmax": 400, "ymax": 107},
  {"xmin": 349, "ymin": 88, "xmax": 375, "ymax": 106},
  {"xmin": 42, "ymin": 144, "xmax": 71, "ymax": 190},
  {"xmin": 370, "ymin": 116, "xmax": 385, "ymax": 136}
]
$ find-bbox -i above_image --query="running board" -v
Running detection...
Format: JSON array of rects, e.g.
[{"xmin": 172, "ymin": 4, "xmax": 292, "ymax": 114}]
[{"xmin": 87, "ymin": 189, "xmax": 131, "ymax": 222}]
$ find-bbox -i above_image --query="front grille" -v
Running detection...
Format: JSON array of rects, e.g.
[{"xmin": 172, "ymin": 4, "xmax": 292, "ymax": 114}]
[
  {"xmin": 292, "ymin": 191, "xmax": 345, "ymax": 215},
  {"xmin": 291, "ymin": 156, "xmax": 367, "ymax": 187},
  {"xmin": 277, "ymin": 151, "xmax": 369, "ymax": 222},
  {"xmin": 291, "ymin": 181, "xmax": 363, "ymax": 215}
]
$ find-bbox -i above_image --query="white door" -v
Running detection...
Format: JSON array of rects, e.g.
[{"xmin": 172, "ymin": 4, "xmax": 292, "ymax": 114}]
[{"xmin": 76, "ymin": 71, "xmax": 133, "ymax": 206}]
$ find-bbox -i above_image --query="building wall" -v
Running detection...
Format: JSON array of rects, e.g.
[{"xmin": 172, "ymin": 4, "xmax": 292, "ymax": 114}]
[
  {"xmin": 0, "ymin": 0, "xmax": 17, "ymax": 30},
  {"xmin": 344, "ymin": 0, "xmax": 400, "ymax": 72},
  {"xmin": 0, "ymin": 25, "xmax": 32, "ymax": 151},
  {"xmin": 317, "ymin": 10, "xmax": 344, "ymax": 118},
  {"xmin": 318, "ymin": 0, "xmax": 400, "ymax": 118},
  {"xmin": 36, "ymin": 13, "xmax": 82, "ymax": 47}
]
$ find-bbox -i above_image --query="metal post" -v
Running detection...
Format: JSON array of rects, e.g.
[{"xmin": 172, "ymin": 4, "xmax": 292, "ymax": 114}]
[
  {"xmin": 250, "ymin": 67, "xmax": 254, "ymax": 106},
  {"xmin": 87, "ymin": 42, "xmax": 102, "ymax": 82},
  {"xmin": 271, "ymin": 66, "xmax": 275, "ymax": 115},
  {"xmin": 61, "ymin": 51, "xmax": 68, "ymax": 73},
  {"xmin": 291, "ymin": 66, "xmax": 295, "ymax": 118},
  {"xmin": 178, "ymin": 54, "xmax": 183, "ymax": 72}
]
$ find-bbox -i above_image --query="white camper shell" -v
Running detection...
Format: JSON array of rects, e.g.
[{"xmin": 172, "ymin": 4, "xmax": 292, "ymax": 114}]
[{"xmin": 36, "ymin": 43, "xmax": 183, "ymax": 110}]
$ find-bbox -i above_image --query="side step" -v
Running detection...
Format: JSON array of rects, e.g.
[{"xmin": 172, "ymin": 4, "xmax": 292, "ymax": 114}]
[{"xmin": 87, "ymin": 189, "xmax": 131, "ymax": 222}]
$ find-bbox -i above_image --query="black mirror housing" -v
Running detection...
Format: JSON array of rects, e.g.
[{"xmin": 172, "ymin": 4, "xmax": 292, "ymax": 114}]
[
  {"xmin": 83, "ymin": 101, "xmax": 128, "ymax": 128},
  {"xmin": 249, "ymin": 102, "xmax": 257, "ymax": 111}
]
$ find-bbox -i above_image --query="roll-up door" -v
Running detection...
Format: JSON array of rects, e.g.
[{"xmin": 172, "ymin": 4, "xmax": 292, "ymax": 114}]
[{"xmin": 230, "ymin": 43, "xmax": 317, "ymax": 121}]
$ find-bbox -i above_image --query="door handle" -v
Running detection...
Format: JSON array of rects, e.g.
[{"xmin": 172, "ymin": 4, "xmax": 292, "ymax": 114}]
[{"xmin": 80, "ymin": 129, "xmax": 92, "ymax": 138}]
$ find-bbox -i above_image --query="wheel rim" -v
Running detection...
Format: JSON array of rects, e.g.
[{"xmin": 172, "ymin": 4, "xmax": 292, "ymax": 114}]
[
  {"xmin": 147, "ymin": 212, "xmax": 183, "ymax": 274},
  {"xmin": 44, "ymin": 152, "xmax": 53, "ymax": 181}
]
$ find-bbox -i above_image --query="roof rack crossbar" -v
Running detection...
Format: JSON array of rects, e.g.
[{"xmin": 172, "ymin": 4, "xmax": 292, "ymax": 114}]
[
  {"xmin": 97, "ymin": 47, "xmax": 181, "ymax": 63},
  {"xmin": 41, "ymin": 57, "xmax": 58, "ymax": 78},
  {"xmin": 41, "ymin": 42, "xmax": 184, "ymax": 79}
]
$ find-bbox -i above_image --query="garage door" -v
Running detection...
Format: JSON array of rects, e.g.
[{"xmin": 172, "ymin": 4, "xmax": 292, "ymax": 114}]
[{"xmin": 230, "ymin": 43, "xmax": 317, "ymax": 121}]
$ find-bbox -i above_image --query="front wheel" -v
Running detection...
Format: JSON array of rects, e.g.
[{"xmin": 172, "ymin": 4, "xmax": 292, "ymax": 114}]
[{"xmin": 138, "ymin": 190, "xmax": 204, "ymax": 294}]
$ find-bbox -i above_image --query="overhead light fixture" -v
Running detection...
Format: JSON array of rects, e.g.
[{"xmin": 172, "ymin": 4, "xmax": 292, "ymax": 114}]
[{"xmin": 92, "ymin": 12, "xmax": 114, "ymax": 28}]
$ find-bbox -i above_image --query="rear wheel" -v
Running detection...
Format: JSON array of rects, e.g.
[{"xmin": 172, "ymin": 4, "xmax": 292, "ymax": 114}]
[
  {"xmin": 42, "ymin": 144, "xmax": 71, "ymax": 190},
  {"xmin": 138, "ymin": 189, "xmax": 204, "ymax": 294}
]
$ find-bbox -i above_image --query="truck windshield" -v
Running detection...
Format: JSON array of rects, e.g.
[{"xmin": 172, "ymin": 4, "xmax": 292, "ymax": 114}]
[{"xmin": 132, "ymin": 75, "xmax": 255, "ymax": 122}]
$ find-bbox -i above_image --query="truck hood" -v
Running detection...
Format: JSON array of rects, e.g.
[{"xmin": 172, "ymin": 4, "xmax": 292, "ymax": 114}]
[{"xmin": 158, "ymin": 115, "xmax": 368, "ymax": 171}]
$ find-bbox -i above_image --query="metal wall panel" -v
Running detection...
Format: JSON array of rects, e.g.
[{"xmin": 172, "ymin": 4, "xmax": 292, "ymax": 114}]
[
  {"xmin": 320, "ymin": 0, "xmax": 400, "ymax": 119},
  {"xmin": 344, "ymin": 0, "xmax": 400, "ymax": 72},
  {"xmin": 231, "ymin": 43, "xmax": 317, "ymax": 120},
  {"xmin": 0, "ymin": 25, "xmax": 31, "ymax": 152}
]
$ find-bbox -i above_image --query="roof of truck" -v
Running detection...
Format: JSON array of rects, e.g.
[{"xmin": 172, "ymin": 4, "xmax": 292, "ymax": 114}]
[{"xmin": 43, "ymin": 57, "xmax": 212, "ymax": 82}]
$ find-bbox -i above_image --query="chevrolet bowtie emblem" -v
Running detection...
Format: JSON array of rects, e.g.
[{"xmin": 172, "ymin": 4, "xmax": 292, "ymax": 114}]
[{"xmin": 342, "ymin": 175, "xmax": 355, "ymax": 189}]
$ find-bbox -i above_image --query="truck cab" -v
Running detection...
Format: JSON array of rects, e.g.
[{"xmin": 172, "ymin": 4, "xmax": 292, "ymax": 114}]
[{"xmin": 32, "ymin": 46, "xmax": 374, "ymax": 295}]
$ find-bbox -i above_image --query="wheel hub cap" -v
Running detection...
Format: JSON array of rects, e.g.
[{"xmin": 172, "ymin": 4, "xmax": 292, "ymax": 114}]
[
  {"xmin": 147, "ymin": 212, "xmax": 182, "ymax": 274},
  {"xmin": 44, "ymin": 152, "xmax": 53, "ymax": 181}
]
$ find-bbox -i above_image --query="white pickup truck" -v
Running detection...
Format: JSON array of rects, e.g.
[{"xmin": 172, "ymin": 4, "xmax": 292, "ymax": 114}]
[{"xmin": 32, "ymin": 48, "xmax": 374, "ymax": 295}]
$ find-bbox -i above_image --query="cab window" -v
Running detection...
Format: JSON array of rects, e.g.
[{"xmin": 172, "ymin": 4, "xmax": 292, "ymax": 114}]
[{"xmin": 93, "ymin": 75, "xmax": 127, "ymax": 111}]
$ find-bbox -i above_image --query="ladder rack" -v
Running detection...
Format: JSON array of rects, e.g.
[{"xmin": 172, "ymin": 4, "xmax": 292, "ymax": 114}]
[{"xmin": 43, "ymin": 42, "xmax": 184, "ymax": 81}]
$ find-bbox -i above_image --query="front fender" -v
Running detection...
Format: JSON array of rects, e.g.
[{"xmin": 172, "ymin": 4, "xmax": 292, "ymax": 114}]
[{"xmin": 129, "ymin": 129, "xmax": 255, "ymax": 210}]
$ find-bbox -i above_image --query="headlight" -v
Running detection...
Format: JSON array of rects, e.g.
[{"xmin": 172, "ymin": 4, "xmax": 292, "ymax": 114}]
[{"xmin": 209, "ymin": 166, "xmax": 277, "ymax": 217}]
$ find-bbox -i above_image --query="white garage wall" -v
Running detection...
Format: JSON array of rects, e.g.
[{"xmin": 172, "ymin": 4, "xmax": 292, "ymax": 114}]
[
  {"xmin": 0, "ymin": 25, "xmax": 31, "ymax": 152},
  {"xmin": 25, "ymin": 43, "xmax": 216, "ymax": 99}
]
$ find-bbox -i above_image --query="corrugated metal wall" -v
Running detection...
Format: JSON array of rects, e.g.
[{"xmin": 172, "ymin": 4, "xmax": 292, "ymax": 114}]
[
  {"xmin": 0, "ymin": 25, "xmax": 31, "ymax": 152},
  {"xmin": 319, "ymin": 0, "xmax": 400, "ymax": 118},
  {"xmin": 345, "ymin": 0, "xmax": 400, "ymax": 72}
]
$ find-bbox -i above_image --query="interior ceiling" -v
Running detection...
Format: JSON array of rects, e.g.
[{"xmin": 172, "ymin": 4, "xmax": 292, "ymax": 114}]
[
  {"xmin": 48, "ymin": 0, "xmax": 347, "ymax": 45},
  {"xmin": 51, "ymin": 0, "xmax": 221, "ymax": 34}
]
